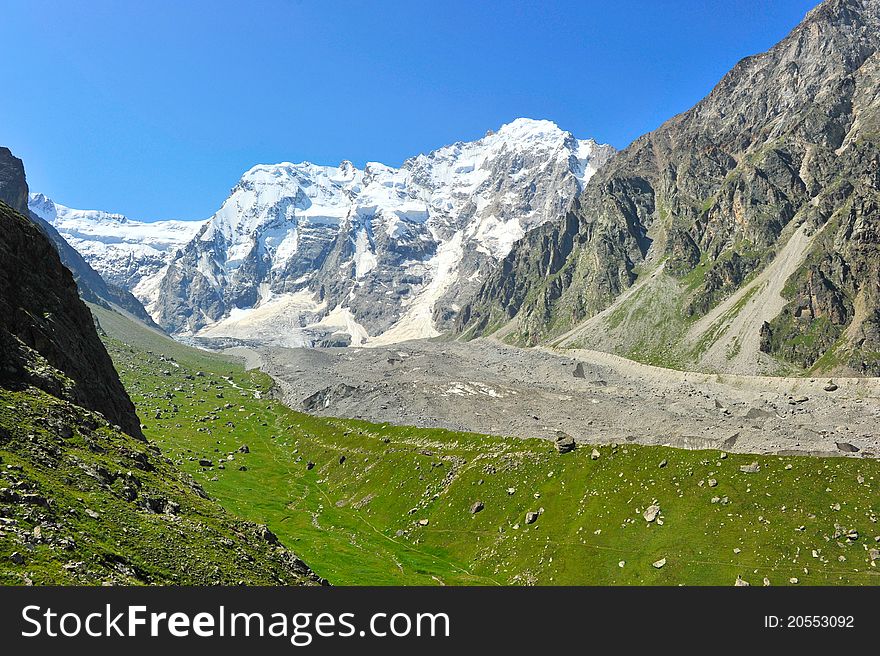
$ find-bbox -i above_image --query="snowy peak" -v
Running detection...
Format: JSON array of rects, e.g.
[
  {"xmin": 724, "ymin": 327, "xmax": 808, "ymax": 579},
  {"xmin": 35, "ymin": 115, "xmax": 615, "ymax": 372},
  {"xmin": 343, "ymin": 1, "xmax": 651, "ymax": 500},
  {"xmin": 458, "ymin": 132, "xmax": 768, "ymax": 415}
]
[
  {"xmin": 28, "ymin": 192, "xmax": 59, "ymax": 222},
  {"xmin": 47, "ymin": 119, "xmax": 614, "ymax": 349},
  {"xmin": 27, "ymin": 193, "xmax": 205, "ymax": 292},
  {"xmin": 488, "ymin": 117, "xmax": 580, "ymax": 153},
  {"xmin": 203, "ymin": 118, "xmax": 613, "ymax": 247},
  {"xmin": 153, "ymin": 118, "xmax": 614, "ymax": 343}
]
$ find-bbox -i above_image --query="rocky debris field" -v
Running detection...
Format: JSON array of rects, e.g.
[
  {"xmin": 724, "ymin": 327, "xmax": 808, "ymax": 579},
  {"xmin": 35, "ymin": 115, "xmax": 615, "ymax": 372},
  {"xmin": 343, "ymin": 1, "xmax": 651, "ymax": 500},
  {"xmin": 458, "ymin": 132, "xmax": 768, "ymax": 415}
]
[{"xmin": 238, "ymin": 339, "xmax": 880, "ymax": 458}]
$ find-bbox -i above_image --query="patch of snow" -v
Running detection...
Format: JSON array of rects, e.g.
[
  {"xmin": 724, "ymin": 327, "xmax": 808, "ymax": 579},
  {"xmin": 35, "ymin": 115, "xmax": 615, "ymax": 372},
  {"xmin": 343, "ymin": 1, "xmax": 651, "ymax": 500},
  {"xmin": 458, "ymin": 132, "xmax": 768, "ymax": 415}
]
[
  {"xmin": 353, "ymin": 228, "xmax": 377, "ymax": 279},
  {"xmin": 313, "ymin": 306, "xmax": 371, "ymax": 346},
  {"xmin": 366, "ymin": 230, "xmax": 464, "ymax": 346},
  {"xmin": 196, "ymin": 291, "xmax": 325, "ymax": 347}
]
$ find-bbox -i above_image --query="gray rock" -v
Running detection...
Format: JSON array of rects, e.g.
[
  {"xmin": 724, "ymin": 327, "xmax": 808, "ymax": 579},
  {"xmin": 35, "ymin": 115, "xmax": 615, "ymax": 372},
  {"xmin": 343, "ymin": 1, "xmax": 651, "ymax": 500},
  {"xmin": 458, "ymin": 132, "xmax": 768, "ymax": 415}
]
[
  {"xmin": 744, "ymin": 407, "xmax": 774, "ymax": 420},
  {"xmin": 643, "ymin": 504, "xmax": 661, "ymax": 522},
  {"xmin": 525, "ymin": 511, "xmax": 539, "ymax": 525},
  {"xmin": 470, "ymin": 501, "xmax": 484, "ymax": 514},
  {"xmin": 554, "ymin": 431, "xmax": 576, "ymax": 454}
]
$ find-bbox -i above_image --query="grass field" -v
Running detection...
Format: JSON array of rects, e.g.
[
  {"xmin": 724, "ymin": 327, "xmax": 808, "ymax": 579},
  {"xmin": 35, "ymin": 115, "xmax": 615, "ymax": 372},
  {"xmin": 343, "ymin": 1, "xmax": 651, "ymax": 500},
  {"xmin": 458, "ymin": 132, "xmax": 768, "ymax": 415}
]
[{"xmin": 95, "ymin": 307, "xmax": 880, "ymax": 586}]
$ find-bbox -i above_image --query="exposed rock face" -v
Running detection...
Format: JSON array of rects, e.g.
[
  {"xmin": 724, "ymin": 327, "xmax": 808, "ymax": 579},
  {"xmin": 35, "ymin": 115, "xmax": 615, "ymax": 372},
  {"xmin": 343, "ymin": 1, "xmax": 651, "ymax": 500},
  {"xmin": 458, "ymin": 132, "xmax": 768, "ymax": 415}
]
[
  {"xmin": 148, "ymin": 119, "xmax": 613, "ymax": 345},
  {"xmin": 0, "ymin": 147, "xmax": 29, "ymax": 214},
  {"xmin": 0, "ymin": 149, "xmax": 143, "ymax": 438},
  {"xmin": 457, "ymin": 0, "xmax": 880, "ymax": 375}
]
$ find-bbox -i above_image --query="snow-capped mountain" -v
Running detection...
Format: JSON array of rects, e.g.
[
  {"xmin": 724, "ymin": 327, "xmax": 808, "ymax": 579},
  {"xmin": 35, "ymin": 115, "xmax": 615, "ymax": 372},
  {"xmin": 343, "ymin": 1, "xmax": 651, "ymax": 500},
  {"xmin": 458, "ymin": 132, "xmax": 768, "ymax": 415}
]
[
  {"xmin": 28, "ymin": 193, "xmax": 205, "ymax": 301},
  {"xmin": 154, "ymin": 118, "xmax": 614, "ymax": 346}
]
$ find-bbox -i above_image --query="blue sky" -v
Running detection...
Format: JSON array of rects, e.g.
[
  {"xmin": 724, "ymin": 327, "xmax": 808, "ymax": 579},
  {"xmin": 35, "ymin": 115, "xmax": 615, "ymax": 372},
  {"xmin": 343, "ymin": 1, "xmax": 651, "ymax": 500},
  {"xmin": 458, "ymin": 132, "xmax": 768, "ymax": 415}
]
[{"xmin": 1, "ymin": 0, "xmax": 818, "ymax": 221}]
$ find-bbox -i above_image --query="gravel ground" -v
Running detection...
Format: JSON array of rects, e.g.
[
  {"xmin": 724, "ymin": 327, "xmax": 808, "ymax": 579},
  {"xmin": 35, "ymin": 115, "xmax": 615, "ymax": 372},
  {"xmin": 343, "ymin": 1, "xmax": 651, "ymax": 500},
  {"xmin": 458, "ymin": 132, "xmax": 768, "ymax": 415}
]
[{"xmin": 226, "ymin": 339, "xmax": 880, "ymax": 457}]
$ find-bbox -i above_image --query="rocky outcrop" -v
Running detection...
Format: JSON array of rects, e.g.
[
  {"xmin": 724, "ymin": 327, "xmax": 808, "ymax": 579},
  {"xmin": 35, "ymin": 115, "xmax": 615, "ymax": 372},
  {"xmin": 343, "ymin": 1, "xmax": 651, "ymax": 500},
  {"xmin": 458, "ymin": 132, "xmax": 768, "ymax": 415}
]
[
  {"xmin": 458, "ymin": 0, "xmax": 880, "ymax": 375},
  {"xmin": 0, "ymin": 164, "xmax": 143, "ymax": 438},
  {"xmin": 0, "ymin": 147, "xmax": 29, "ymax": 214}
]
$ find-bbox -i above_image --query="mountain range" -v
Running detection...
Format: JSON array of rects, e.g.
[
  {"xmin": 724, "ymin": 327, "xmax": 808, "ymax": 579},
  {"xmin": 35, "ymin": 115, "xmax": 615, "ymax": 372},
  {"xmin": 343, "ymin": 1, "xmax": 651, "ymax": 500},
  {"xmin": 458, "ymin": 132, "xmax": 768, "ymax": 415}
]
[
  {"xmin": 21, "ymin": 0, "xmax": 880, "ymax": 378},
  {"xmin": 30, "ymin": 119, "xmax": 613, "ymax": 347}
]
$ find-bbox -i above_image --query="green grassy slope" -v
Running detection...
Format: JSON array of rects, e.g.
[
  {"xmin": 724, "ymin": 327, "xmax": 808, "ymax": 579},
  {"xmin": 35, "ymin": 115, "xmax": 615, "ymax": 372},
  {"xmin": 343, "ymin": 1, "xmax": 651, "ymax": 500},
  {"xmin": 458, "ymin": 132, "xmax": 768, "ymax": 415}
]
[
  {"xmin": 0, "ymin": 384, "xmax": 321, "ymax": 585},
  {"xmin": 95, "ymin": 307, "xmax": 880, "ymax": 586}
]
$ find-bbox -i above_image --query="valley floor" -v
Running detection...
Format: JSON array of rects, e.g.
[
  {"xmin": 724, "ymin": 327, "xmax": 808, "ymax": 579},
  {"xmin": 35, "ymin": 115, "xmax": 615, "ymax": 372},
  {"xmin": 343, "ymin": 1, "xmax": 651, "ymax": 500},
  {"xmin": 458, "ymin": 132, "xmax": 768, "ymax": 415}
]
[
  {"xmin": 88, "ymin": 307, "xmax": 880, "ymax": 585},
  {"xmin": 238, "ymin": 339, "xmax": 880, "ymax": 458}
]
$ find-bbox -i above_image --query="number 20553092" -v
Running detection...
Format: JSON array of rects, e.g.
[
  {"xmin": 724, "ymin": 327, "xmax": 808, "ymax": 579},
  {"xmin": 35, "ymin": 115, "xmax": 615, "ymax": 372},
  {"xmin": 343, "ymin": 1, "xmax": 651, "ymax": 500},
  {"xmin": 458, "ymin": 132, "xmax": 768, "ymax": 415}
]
[{"xmin": 765, "ymin": 615, "xmax": 854, "ymax": 628}]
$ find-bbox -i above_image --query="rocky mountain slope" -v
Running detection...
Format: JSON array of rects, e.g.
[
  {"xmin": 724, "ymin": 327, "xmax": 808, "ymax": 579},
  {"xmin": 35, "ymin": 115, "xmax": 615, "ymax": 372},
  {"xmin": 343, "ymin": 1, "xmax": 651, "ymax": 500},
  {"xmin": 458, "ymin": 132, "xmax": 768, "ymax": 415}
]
[
  {"xmin": 146, "ymin": 119, "xmax": 612, "ymax": 346},
  {"xmin": 0, "ymin": 198, "xmax": 144, "ymax": 438},
  {"xmin": 457, "ymin": 0, "xmax": 880, "ymax": 377}
]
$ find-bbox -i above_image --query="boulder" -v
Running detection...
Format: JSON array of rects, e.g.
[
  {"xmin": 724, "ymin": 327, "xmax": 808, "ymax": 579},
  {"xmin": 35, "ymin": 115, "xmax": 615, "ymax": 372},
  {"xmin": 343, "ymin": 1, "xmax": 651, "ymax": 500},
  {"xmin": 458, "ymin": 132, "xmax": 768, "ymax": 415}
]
[
  {"xmin": 554, "ymin": 431, "xmax": 576, "ymax": 454},
  {"xmin": 643, "ymin": 504, "xmax": 661, "ymax": 522}
]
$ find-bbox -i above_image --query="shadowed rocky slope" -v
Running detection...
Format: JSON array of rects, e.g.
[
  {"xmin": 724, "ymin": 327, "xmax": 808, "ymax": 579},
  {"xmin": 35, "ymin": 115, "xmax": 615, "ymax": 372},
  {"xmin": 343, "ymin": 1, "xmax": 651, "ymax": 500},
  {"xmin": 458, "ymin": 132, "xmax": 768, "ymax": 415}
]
[{"xmin": 0, "ymin": 198, "xmax": 144, "ymax": 438}]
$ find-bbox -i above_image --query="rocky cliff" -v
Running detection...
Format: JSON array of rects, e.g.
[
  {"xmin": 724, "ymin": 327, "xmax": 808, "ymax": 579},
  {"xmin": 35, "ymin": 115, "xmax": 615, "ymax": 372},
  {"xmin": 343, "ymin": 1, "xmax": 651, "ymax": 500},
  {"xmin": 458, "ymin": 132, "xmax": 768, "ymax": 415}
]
[
  {"xmin": 458, "ymin": 0, "xmax": 880, "ymax": 376},
  {"xmin": 0, "ymin": 147, "xmax": 144, "ymax": 438}
]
